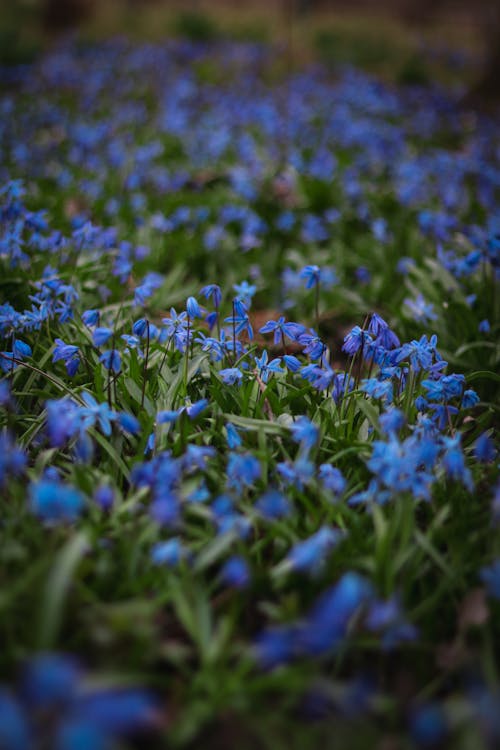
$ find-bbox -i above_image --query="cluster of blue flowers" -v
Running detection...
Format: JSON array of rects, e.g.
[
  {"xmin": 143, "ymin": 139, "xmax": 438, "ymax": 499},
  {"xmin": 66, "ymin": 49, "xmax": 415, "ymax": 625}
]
[
  {"xmin": 0, "ymin": 34, "xmax": 498, "ymax": 749},
  {"xmin": 0, "ymin": 653, "xmax": 156, "ymax": 750}
]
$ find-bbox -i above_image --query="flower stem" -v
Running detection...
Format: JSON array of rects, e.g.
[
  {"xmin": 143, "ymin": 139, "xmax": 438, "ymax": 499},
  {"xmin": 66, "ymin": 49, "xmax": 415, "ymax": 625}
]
[{"xmin": 141, "ymin": 321, "xmax": 150, "ymax": 409}]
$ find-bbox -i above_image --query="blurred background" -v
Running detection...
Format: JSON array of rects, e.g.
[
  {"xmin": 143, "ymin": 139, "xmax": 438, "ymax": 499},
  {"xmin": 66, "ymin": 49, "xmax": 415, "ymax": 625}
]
[{"xmin": 0, "ymin": 0, "xmax": 499, "ymax": 102}]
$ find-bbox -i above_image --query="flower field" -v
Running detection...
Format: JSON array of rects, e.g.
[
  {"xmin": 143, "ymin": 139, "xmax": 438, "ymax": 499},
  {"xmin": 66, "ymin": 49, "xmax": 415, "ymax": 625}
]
[{"xmin": 0, "ymin": 35, "xmax": 499, "ymax": 749}]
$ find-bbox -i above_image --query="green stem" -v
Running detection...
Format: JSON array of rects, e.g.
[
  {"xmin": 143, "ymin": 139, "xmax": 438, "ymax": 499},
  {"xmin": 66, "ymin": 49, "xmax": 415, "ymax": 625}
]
[{"xmin": 141, "ymin": 321, "xmax": 150, "ymax": 409}]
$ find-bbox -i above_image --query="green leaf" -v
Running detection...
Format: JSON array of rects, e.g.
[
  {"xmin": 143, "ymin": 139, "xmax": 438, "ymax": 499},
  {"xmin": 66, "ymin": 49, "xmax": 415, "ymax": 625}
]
[
  {"xmin": 223, "ymin": 413, "xmax": 286, "ymax": 435},
  {"xmin": 194, "ymin": 531, "xmax": 238, "ymax": 572},
  {"xmin": 39, "ymin": 532, "xmax": 89, "ymax": 648},
  {"xmin": 467, "ymin": 370, "xmax": 500, "ymax": 384}
]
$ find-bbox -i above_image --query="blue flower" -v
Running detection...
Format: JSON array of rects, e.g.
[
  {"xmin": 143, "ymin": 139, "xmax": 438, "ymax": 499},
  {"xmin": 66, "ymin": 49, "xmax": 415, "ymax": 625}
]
[
  {"xmin": 299, "ymin": 264, "xmax": 337, "ymax": 289},
  {"xmin": 225, "ymin": 299, "xmax": 253, "ymax": 340},
  {"xmin": 285, "ymin": 526, "xmax": 342, "ymax": 574},
  {"xmin": 361, "ymin": 377, "xmax": 393, "ymax": 404},
  {"xmin": 184, "ymin": 399, "xmax": 208, "ymax": 420},
  {"xmin": 220, "ymin": 367, "xmax": 243, "ymax": 386},
  {"xmin": 480, "ymin": 560, "xmax": 500, "ymax": 599},
  {"xmin": 186, "ymin": 296, "xmax": 202, "ymax": 319},
  {"xmin": 80, "ymin": 392, "xmax": 115, "ymax": 436},
  {"xmin": 256, "ymin": 489, "xmax": 291, "ymax": 519},
  {"xmin": 13, "ymin": 340, "xmax": 31, "ymax": 359},
  {"xmin": 225, "ymin": 423, "xmax": 242, "ymax": 448},
  {"xmin": 254, "ymin": 350, "xmax": 284, "ymax": 383},
  {"xmin": 318, "ymin": 464, "xmax": 346, "ymax": 496},
  {"xmin": 289, "ymin": 416, "xmax": 319, "ymax": 450},
  {"xmin": 277, "ymin": 456, "xmax": 314, "ymax": 490},
  {"xmin": 259, "ymin": 317, "xmax": 305, "ymax": 346},
  {"xmin": 151, "ymin": 538, "xmax": 185, "ymax": 566},
  {"xmin": 342, "ymin": 326, "xmax": 372, "ymax": 356},
  {"xmin": 297, "ymin": 331, "xmax": 325, "ymax": 360},
  {"xmin": 379, "ymin": 408, "xmax": 405, "ymax": 435},
  {"xmin": 22, "ymin": 653, "xmax": 81, "ymax": 709},
  {"xmin": 132, "ymin": 318, "xmax": 148, "ymax": 337},
  {"xmin": 254, "ymin": 627, "xmax": 295, "ymax": 669},
  {"xmin": 227, "ymin": 452, "xmax": 261, "ymax": 492},
  {"xmin": 0, "ymin": 432, "xmax": 26, "ymax": 486},
  {"xmin": 462, "ymin": 389, "xmax": 480, "ymax": 408},
  {"xmin": 474, "ymin": 433, "xmax": 496, "ymax": 462},
  {"xmin": 81, "ymin": 309, "xmax": 99, "ymax": 327},
  {"xmin": 479, "ymin": 319, "xmax": 491, "ymax": 333},
  {"xmin": 220, "ymin": 556, "xmax": 250, "ymax": 588},
  {"xmin": 99, "ymin": 349, "xmax": 121, "ymax": 373},
  {"xmin": 233, "ymin": 280, "xmax": 256, "ymax": 306},
  {"xmin": 404, "ymin": 294, "xmax": 437, "ymax": 324},
  {"xmin": 297, "ymin": 572, "xmax": 373, "ymax": 655},
  {"xmin": 94, "ymin": 485, "xmax": 114, "ymax": 511},
  {"xmin": 117, "ymin": 412, "xmax": 140, "ymax": 435},
  {"xmin": 162, "ymin": 308, "xmax": 188, "ymax": 352},
  {"xmin": 0, "ymin": 689, "xmax": 31, "ymax": 750},
  {"xmin": 53, "ymin": 338, "xmax": 80, "ymax": 376},
  {"xmin": 283, "ymin": 354, "xmax": 301, "ymax": 372},
  {"xmin": 397, "ymin": 335, "xmax": 437, "ymax": 372},
  {"xmin": 441, "ymin": 435, "xmax": 473, "ymax": 491},
  {"xmin": 409, "ymin": 704, "xmax": 447, "ymax": 748},
  {"xmin": 200, "ymin": 284, "xmax": 222, "ymax": 308},
  {"xmin": 92, "ymin": 327, "xmax": 113, "ymax": 347},
  {"xmin": 30, "ymin": 480, "xmax": 85, "ymax": 523}
]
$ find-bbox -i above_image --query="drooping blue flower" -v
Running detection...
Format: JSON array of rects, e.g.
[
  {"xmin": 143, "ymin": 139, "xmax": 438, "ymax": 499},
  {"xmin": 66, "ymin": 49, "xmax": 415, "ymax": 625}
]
[
  {"xmin": 299, "ymin": 264, "xmax": 337, "ymax": 289},
  {"xmin": 200, "ymin": 284, "xmax": 222, "ymax": 308},
  {"xmin": 81, "ymin": 309, "xmax": 99, "ymax": 327},
  {"xmin": 52, "ymin": 338, "xmax": 80, "ymax": 376},
  {"xmin": 225, "ymin": 423, "xmax": 242, "ymax": 449},
  {"xmin": 117, "ymin": 412, "xmax": 140, "ymax": 435},
  {"xmin": 92, "ymin": 327, "xmax": 113, "ymax": 347},
  {"xmin": 283, "ymin": 354, "xmax": 301, "ymax": 372},
  {"xmin": 99, "ymin": 349, "xmax": 121, "ymax": 373},
  {"xmin": 342, "ymin": 326, "xmax": 372, "ymax": 357},
  {"xmin": 186, "ymin": 296, "xmax": 202, "ymax": 319},
  {"xmin": 462, "ymin": 389, "xmax": 480, "ymax": 408},
  {"xmin": 474, "ymin": 433, "xmax": 496, "ymax": 463}
]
